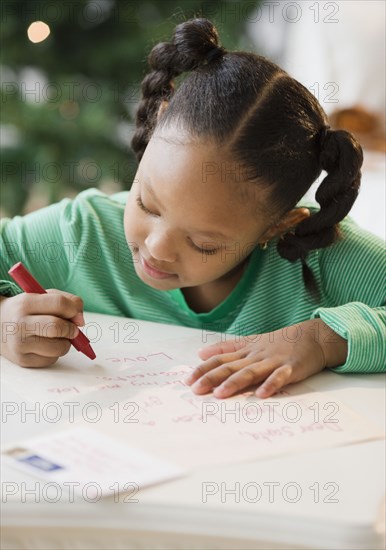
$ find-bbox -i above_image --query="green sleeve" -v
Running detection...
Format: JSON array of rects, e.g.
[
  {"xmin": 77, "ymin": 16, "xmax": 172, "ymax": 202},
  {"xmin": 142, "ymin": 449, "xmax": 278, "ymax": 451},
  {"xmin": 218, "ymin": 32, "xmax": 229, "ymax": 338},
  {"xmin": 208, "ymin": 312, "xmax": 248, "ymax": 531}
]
[
  {"xmin": 310, "ymin": 215, "xmax": 386, "ymax": 373},
  {"xmin": 0, "ymin": 192, "xmax": 90, "ymax": 296}
]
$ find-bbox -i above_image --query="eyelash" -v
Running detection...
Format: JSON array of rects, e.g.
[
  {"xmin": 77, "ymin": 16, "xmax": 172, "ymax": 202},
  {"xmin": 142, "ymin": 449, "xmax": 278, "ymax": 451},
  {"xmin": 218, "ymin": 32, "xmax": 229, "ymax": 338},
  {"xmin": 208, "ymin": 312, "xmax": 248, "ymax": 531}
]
[
  {"xmin": 136, "ymin": 195, "xmax": 219, "ymax": 256},
  {"xmin": 189, "ymin": 241, "xmax": 219, "ymax": 256},
  {"xmin": 136, "ymin": 195, "xmax": 154, "ymax": 215}
]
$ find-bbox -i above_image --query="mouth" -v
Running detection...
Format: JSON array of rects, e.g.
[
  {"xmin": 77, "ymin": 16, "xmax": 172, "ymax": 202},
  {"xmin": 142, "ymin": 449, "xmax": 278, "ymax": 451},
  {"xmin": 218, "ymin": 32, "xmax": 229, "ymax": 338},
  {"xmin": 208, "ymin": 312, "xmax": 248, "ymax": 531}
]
[{"xmin": 140, "ymin": 255, "xmax": 177, "ymax": 280}]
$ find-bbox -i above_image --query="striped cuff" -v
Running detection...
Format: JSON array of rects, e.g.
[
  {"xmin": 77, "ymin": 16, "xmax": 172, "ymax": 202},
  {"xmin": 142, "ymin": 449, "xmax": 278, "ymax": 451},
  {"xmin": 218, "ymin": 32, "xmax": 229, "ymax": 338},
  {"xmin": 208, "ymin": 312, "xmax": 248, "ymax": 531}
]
[
  {"xmin": 0, "ymin": 280, "xmax": 22, "ymax": 297},
  {"xmin": 310, "ymin": 302, "xmax": 386, "ymax": 374}
]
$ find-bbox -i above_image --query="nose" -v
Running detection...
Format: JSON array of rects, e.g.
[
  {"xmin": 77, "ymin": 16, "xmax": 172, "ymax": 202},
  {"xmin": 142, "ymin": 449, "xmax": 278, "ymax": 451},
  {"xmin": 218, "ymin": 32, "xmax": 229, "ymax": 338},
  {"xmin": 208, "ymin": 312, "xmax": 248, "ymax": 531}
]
[{"xmin": 144, "ymin": 229, "xmax": 177, "ymax": 263}]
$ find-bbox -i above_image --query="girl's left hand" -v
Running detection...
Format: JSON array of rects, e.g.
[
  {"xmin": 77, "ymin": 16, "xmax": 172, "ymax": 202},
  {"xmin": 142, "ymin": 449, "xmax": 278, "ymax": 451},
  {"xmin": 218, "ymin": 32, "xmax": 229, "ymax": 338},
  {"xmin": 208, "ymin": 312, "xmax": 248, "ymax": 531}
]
[{"xmin": 185, "ymin": 320, "xmax": 327, "ymax": 399}]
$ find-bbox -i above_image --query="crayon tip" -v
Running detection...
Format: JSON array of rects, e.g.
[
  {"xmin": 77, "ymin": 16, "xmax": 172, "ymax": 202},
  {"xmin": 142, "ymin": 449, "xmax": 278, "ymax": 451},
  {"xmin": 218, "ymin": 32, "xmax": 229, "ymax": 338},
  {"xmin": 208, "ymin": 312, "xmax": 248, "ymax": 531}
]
[{"xmin": 83, "ymin": 344, "xmax": 96, "ymax": 360}]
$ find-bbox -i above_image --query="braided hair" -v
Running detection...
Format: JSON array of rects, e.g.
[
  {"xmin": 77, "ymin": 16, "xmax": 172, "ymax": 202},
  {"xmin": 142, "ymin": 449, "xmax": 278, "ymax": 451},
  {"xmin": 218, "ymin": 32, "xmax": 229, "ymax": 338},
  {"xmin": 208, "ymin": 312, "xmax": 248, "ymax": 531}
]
[
  {"xmin": 131, "ymin": 19, "xmax": 225, "ymax": 161},
  {"xmin": 131, "ymin": 18, "xmax": 363, "ymax": 302}
]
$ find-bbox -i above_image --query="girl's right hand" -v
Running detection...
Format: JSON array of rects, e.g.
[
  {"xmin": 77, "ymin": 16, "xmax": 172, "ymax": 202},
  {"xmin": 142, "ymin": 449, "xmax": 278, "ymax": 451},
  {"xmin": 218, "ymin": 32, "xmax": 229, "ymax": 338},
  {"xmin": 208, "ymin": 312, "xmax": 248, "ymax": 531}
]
[{"xmin": 0, "ymin": 289, "xmax": 85, "ymax": 367}]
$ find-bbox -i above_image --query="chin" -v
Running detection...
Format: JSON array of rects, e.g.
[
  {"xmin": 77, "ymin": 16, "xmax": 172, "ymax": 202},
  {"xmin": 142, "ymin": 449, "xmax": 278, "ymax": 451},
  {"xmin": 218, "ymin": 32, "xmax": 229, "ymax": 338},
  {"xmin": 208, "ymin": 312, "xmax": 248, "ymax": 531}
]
[
  {"xmin": 143, "ymin": 278, "xmax": 182, "ymax": 291},
  {"xmin": 135, "ymin": 267, "xmax": 181, "ymax": 290}
]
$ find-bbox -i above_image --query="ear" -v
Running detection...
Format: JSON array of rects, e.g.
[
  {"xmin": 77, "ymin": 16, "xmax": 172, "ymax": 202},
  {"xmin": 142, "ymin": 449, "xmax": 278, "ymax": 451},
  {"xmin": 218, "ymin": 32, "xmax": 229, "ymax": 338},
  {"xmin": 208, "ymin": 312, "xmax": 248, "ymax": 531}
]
[
  {"xmin": 156, "ymin": 100, "xmax": 169, "ymax": 122},
  {"xmin": 260, "ymin": 208, "xmax": 311, "ymax": 241}
]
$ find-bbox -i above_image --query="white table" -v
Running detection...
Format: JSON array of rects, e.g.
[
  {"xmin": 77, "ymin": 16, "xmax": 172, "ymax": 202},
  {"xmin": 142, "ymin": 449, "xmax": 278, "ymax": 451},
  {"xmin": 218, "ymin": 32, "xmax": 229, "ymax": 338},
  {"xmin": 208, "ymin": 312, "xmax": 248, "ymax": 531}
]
[{"xmin": 1, "ymin": 313, "xmax": 385, "ymax": 550}]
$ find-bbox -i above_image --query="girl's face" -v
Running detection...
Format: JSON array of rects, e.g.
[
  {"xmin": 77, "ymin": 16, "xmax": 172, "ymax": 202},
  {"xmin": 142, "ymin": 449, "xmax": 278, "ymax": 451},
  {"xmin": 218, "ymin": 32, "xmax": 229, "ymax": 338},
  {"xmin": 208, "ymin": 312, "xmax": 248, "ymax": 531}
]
[{"xmin": 124, "ymin": 128, "xmax": 271, "ymax": 291}]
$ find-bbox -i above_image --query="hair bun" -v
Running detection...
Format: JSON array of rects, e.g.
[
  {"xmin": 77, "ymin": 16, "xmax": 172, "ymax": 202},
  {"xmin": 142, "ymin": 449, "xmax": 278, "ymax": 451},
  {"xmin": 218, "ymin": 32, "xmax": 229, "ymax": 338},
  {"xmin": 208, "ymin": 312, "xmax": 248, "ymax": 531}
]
[
  {"xmin": 173, "ymin": 18, "xmax": 224, "ymax": 67},
  {"xmin": 147, "ymin": 18, "xmax": 226, "ymax": 76},
  {"xmin": 206, "ymin": 46, "xmax": 226, "ymax": 64}
]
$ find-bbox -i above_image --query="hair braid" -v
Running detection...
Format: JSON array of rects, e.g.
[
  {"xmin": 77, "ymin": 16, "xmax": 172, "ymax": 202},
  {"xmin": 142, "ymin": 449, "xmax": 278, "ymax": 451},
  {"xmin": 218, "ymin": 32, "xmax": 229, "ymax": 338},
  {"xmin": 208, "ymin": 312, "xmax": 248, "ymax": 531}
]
[
  {"xmin": 131, "ymin": 19, "xmax": 225, "ymax": 162},
  {"xmin": 277, "ymin": 127, "xmax": 363, "ymax": 301}
]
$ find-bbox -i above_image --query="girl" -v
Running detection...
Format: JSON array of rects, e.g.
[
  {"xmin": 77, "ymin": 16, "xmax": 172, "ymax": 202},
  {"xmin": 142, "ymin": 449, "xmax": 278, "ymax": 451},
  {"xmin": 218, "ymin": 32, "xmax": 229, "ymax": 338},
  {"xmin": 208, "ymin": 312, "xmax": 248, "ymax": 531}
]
[{"xmin": 0, "ymin": 18, "xmax": 384, "ymax": 399}]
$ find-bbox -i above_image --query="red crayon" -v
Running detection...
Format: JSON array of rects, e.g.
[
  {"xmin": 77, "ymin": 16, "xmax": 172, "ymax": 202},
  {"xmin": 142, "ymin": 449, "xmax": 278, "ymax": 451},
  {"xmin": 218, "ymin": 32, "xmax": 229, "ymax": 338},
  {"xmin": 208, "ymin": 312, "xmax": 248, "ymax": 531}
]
[{"xmin": 8, "ymin": 262, "xmax": 96, "ymax": 360}]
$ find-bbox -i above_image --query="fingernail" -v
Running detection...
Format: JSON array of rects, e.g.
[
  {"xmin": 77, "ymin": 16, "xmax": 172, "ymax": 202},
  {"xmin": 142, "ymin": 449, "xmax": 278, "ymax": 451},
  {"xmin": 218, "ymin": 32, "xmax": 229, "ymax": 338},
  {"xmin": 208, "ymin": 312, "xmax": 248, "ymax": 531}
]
[
  {"xmin": 214, "ymin": 384, "xmax": 229, "ymax": 397},
  {"xmin": 75, "ymin": 313, "xmax": 85, "ymax": 326}
]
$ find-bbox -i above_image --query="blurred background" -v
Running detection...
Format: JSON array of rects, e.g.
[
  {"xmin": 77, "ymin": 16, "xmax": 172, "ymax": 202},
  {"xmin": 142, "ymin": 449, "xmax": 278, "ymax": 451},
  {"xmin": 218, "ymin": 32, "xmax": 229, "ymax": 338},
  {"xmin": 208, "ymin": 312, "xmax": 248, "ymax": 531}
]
[{"xmin": 1, "ymin": 0, "xmax": 385, "ymax": 239}]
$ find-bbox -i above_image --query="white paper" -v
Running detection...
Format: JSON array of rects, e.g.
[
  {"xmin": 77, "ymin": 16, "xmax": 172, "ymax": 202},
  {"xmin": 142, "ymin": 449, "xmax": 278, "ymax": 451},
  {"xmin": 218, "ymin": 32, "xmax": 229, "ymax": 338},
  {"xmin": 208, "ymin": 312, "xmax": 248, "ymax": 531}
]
[
  {"xmin": 87, "ymin": 381, "xmax": 385, "ymax": 469},
  {"xmin": 2, "ymin": 426, "xmax": 186, "ymax": 499},
  {"xmin": 2, "ymin": 336, "xmax": 384, "ymax": 471}
]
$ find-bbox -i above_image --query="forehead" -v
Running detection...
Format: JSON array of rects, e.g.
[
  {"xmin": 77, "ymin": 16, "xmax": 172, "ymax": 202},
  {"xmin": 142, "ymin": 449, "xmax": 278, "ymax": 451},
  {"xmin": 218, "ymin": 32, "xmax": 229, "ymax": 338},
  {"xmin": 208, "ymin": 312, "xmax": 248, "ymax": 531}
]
[{"xmin": 142, "ymin": 129, "xmax": 268, "ymax": 215}]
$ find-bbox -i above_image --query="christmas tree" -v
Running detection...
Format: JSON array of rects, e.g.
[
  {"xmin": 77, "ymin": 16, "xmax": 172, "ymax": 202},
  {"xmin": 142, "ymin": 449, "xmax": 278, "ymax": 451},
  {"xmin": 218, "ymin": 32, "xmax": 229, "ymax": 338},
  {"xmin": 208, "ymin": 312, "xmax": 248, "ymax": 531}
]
[{"xmin": 1, "ymin": 0, "xmax": 259, "ymax": 216}]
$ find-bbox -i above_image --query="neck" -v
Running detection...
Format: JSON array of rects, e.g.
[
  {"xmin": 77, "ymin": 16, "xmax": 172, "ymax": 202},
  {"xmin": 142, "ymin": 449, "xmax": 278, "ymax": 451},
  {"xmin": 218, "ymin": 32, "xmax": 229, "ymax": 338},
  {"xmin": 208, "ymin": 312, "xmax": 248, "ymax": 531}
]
[{"xmin": 182, "ymin": 255, "xmax": 251, "ymax": 313}]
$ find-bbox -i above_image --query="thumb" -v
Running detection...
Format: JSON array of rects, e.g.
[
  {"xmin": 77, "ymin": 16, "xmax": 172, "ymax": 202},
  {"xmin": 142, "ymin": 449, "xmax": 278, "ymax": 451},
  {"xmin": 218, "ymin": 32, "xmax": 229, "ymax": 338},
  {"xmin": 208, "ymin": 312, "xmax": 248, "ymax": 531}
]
[
  {"xmin": 71, "ymin": 312, "xmax": 85, "ymax": 326},
  {"xmin": 198, "ymin": 339, "xmax": 247, "ymax": 360}
]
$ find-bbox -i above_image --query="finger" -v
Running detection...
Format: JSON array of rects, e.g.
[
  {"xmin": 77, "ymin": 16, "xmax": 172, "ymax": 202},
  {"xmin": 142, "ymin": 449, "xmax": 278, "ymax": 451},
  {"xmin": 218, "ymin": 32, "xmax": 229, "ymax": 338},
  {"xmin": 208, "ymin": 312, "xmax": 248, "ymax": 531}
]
[
  {"xmin": 17, "ymin": 352, "xmax": 63, "ymax": 368},
  {"xmin": 185, "ymin": 351, "xmax": 248, "ymax": 385},
  {"xmin": 23, "ymin": 290, "xmax": 84, "ymax": 322},
  {"xmin": 198, "ymin": 339, "xmax": 247, "ymax": 360},
  {"xmin": 190, "ymin": 357, "xmax": 254, "ymax": 394},
  {"xmin": 23, "ymin": 336, "xmax": 72, "ymax": 358},
  {"xmin": 23, "ymin": 315, "xmax": 80, "ymax": 340},
  {"xmin": 46, "ymin": 289, "xmax": 85, "ymax": 324},
  {"xmin": 191, "ymin": 357, "xmax": 278, "ymax": 397},
  {"xmin": 71, "ymin": 312, "xmax": 85, "ymax": 326},
  {"xmin": 255, "ymin": 364, "xmax": 294, "ymax": 399},
  {"xmin": 213, "ymin": 359, "xmax": 279, "ymax": 398}
]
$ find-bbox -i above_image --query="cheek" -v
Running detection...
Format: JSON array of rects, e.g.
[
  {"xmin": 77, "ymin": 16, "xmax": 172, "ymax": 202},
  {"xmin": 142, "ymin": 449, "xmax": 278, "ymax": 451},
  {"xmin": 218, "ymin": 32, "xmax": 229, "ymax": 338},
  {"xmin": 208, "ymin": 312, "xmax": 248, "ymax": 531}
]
[
  {"xmin": 203, "ymin": 249, "xmax": 243, "ymax": 276},
  {"xmin": 124, "ymin": 201, "xmax": 145, "ymax": 248},
  {"xmin": 193, "ymin": 253, "xmax": 225, "ymax": 277}
]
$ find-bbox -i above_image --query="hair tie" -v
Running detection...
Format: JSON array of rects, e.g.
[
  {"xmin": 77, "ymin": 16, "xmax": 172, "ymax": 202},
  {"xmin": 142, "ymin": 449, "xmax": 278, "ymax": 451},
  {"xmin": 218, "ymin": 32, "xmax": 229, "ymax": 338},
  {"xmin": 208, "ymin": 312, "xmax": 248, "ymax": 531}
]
[
  {"xmin": 318, "ymin": 125, "xmax": 341, "ymax": 171},
  {"xmin": 318, "ymin": 125, "xmax": 331, "ymax": 149},
  {"xmin": 206, "ymin": 46, "xmax": 226, "ymax": 64}
]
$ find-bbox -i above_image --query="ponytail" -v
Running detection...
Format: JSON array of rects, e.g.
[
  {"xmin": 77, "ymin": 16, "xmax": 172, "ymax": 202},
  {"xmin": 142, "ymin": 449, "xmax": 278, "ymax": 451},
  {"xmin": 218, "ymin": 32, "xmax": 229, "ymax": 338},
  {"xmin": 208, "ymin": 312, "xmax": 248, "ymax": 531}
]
[
  {"xmin": 131, "ymin": 19, "xmax": 226, "ymax": 162},
  {"xmin": 277, "ymin": 127, "xmax": 363, "ymax": 301}
]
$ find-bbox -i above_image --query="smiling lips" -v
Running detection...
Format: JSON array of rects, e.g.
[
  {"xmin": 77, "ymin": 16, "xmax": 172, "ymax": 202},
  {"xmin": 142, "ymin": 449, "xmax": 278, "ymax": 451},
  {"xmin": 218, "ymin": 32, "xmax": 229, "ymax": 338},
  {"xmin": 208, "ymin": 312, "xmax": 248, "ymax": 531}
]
[{"xmin": 140, "ymin": 255, "xmax": 176, "ymax": 279}]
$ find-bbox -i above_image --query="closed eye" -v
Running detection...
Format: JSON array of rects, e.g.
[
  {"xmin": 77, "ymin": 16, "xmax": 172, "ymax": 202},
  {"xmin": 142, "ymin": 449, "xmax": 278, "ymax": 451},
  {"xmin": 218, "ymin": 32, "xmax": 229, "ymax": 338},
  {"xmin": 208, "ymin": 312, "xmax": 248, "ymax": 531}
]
[
  {"xmin": 188, "ymin": 240, "xmax": 219, "ymax": 255},
  {"xmin": 136, "ymin": 195, "xmax": 158, "ymax": 216},
  {"xmin": 136, "ymin": 194, "xmax": 219, "ymax": 256}
]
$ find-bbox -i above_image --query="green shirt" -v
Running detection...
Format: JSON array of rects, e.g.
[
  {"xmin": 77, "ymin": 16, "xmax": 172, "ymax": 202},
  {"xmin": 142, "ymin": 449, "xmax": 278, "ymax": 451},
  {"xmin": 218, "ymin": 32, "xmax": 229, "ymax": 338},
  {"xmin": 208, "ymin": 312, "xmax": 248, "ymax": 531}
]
[{"xmin": 1, "ymin": 188, "xmax": 385, "ymax": 373}]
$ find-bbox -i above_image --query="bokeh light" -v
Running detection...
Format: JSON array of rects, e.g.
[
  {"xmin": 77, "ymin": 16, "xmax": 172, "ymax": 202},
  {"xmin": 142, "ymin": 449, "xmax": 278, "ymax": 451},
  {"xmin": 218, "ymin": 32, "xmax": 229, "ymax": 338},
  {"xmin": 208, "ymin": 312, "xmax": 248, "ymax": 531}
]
[{"xmin": 27, "ymin": 21, "xmax": 50, "ymax": 43}]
